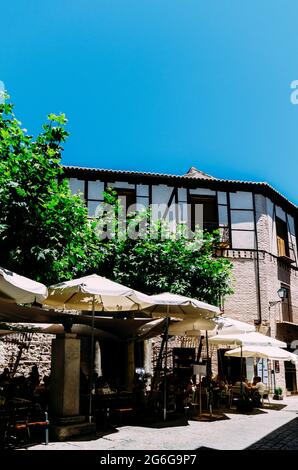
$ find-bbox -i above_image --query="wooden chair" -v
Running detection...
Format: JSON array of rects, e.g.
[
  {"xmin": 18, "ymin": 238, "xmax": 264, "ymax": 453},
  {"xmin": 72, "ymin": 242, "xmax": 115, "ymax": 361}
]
[{"xmin": 9, "ymin": 408, "xmax": 49, "ymax": 446}]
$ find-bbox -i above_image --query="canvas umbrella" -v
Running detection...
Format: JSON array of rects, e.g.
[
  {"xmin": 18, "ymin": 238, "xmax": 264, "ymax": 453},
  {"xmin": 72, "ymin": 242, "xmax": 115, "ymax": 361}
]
[
  {"xmin": 44, "ymin": 274, "xmax": 151, "ymax": 312},
  {"xmin": 0, "ymin": 267, "xmax": 48, "ymax": 304},
  {"xmin": 140, "ymin": 292, "xmax": 220, "ymax": 421},
  {"xmin": 225, "ymin": 345, "xmax": 298, "ymax": 363},
  {"xmin": 212, "ymin": 317, "xmax": 256, "ymax": 335},
  {"xmin": 225, "ymin": 344, "xmax": 298, "ymax": 391},
  {"xmin": 208, "ymin": 332, "xmax": 287, "ymax": 348},
  {"xmin": 44, "ymin": 274, "xmax": 152, "ymax": 423},
  {"xmin": 168, "ymin": 318, "xmax": 216, "ymax": 335},
  {"xmin": 141, "ymin": 292, "xmax": 220, "ymax": 320},
  {"xmin": 209, "ymin": 331, "xmax": 287, "ymax": 398}
]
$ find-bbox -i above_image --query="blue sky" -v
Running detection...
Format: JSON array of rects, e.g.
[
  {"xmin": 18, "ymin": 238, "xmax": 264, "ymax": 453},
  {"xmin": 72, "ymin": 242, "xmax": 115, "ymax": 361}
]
[{"xmin": 1, "ymin": 1, "xmax": 298, "ymax": 203}]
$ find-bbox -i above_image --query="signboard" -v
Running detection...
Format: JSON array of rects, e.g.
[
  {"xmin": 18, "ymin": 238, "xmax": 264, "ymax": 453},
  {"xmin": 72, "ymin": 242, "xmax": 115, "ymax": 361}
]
[{"xmin": 193, "ymin": 364, "xmax": 207, "ymax": 376}]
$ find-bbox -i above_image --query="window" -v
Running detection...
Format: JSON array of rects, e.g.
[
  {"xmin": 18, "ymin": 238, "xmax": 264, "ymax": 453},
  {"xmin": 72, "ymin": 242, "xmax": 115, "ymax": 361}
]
[
  {"xmin": 86, "ymin": 180, "xmax": 105, "ymax": 217},
  {"xmin": 113, "ymin": 188, "xmax": 136, "ymax": 216},
  {"xmin": 69, "ymin": 178, "xmax": 85, "ymax": 198},
  {"xmin": 280, "ymin": 285, "xmax": 292, "ymax": 322},
  {"xmin": 190, "ymin": 195, "xmax": 218, "ymax": 232},
  {"xmin": 276, "ymin": 217, "xmax": 289, "ymax": 257}
]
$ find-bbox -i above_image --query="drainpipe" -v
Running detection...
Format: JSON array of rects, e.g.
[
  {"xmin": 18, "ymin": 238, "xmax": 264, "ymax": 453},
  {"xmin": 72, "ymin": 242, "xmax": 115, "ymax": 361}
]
[{"xmin": 253, "ymin": 194, "xmax": 262, "ymax": 325}]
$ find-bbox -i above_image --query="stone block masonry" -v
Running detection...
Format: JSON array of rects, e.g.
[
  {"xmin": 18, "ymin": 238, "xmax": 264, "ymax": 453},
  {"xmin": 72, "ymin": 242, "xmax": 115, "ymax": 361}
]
[{"xmin": 0, "ymin": 332, "xmax": 53, "ymax": 379}]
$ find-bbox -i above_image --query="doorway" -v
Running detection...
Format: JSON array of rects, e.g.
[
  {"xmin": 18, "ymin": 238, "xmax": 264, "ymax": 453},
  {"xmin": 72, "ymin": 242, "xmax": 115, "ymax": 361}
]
[
  {"xmin": 217, "ymin": 349, "xmax": 246, "ymax": 384},
  {"xmin": 285, "ymin": 361, "xmax": 297, "ymax": 392}
]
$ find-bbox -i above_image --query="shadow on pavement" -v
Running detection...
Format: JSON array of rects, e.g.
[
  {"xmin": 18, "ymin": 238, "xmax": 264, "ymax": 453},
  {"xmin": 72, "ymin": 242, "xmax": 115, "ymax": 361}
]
[
  {"xmin": 133, "ymin": 412, "xmax": 189, "ymax": 428},
  {"xmin": 247, "ymin": 417, "xmax": 298, "ymax": 449}
]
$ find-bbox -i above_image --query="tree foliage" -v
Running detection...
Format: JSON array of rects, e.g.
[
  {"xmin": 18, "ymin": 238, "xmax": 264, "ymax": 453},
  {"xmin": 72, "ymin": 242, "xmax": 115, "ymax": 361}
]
[
  {"xmin": 0, "ymin": 94, "xmax": 104, "ymax": 283},
  {"xmin": 95, "ymin": 189, "xmax": 233, "ymax": 305},
  {"xmin": 0, "ymin": 95, "xmax": 233, "ymax": 305}
]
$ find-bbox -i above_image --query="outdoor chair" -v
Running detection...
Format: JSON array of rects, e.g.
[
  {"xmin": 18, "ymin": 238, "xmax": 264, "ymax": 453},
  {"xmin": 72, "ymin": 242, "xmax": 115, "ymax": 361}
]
[
  {"xmin": 218, "ymin": 389, "xmax": 232, "ymax": 408},
  {"xmin": 111, "ymin": 407, "xmax": 134, "ymax": 426},
  {"xmin": 259, "ymin": 390, "xmax": 270, "ymax": 407},
  {"xmin": 7, "ymin": 408, "xmax": 49, "ymax": 447},
  {"xmin": 230, "ymin": 386, "xmax": 251, "ymax": 409}
]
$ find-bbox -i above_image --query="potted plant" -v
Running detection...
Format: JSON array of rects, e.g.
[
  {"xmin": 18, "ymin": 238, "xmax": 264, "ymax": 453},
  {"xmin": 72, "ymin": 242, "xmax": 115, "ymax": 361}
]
[{"xmin": 273, "ymin": 387, "xmax": 283, "ymax": 400}]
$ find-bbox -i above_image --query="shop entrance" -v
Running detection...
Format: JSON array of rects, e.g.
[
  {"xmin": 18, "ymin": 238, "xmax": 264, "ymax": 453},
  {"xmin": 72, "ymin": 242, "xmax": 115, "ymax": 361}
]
[
  {"xmin": 217, "ymin": 349, "xmax": 246, "ymax": 384},
  {"xmin": 285, "ymin": 360, "xmax": 297, "ymax": 392}
]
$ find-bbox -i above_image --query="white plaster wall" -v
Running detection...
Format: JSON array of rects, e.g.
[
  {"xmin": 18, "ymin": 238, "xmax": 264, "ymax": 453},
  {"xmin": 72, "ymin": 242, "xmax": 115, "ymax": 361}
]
[
  {"xmin": 266, "ymin": 198, "xmax": 277, "ymax": 255},
  {"xmin": 88, "ymin": 180, "xmax": 105, "ymax": 200},
  {"xmin": 288, "ymin": 214, "xmax": 298, "ymax": 266},
  {"xmin": 136, "ymin": 197, "xmax": 149, "ymax": 211},
  {"xmin": 108, "ymin": 181, "xmax": 135, "ymax": 189},
  {"xmin": 276, "ymin": 205, "xmax": 286, "ymax": 222},
  {"xmin": 151, "ymin": 185, "xmax": 175, "ymax": 221},
  {"xmin": 254, "ymin": 194, "xmax": 270, "ymax": 252},
  {"xmin": 189, "ymin": 188, "xmax": 216, "ymax": 196},
  {"xmin": 218, "ymin": 191, "xmax": 227, "ymax": 205},
  {"xmin": 136, "ymin": 185, "xmax": 149, "ymax": 197},
  {"xmin": 177, "ymin": 188, "xmax": 187, "ymax": 202},
  {"xmin": 218, "ymin": 205, "xmax": 228, "ymax": 226},
  {"xmin": 177, "ymin": 202, "xmax": 188, "ymax": 223},
  {"xmin": 229, "ymin": 191, "xmax": 253, "ymax": 209},
  {"xmin": 69, "ymin": 178, "xmax": 85, "ymax": 197},
  {"xmin": 231, "ymin": 231, "xmax": 255, "ymax": 249},
  {"xmin": 231, "ymin": 210, "xmax": 254, "ymax": 230}
]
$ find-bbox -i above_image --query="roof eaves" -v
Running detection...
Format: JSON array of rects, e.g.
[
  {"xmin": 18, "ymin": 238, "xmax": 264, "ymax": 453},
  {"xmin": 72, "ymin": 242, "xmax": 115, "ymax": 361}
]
[{"xmin": 63, "ymin": 166, "xmax": 297, "ymax": 212}]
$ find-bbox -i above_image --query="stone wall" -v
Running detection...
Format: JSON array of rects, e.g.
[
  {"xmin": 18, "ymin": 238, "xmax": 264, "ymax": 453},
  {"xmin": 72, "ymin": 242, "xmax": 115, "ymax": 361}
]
[{"xmin": 0, "ymin": 332, "xmax": 52, "ymax": 380}]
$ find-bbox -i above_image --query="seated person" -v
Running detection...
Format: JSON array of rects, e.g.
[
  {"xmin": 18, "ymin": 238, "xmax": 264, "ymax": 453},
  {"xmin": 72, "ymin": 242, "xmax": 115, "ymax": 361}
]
[
  {"xmin": 233, "ymin": 377, "xmax": 250, "ymax": 398},
  {"xmin": 0, "ymin": 368, "xmax": 10, "ymax": 387},
  {"xmin": 215, "ymin": 375, "xmax": 229, "ymax": 391},
  {"xmin": 97, "ymin": 378, "xmax": 112, "ymax": 395},
  {"xmin": 201, "ymin": 374, "xmax": 220, "ymax": 391},
  {"xmin": 250, "ymin": 376, "xmax": 266, "ymax": 405},
  {"xmin": 244, "ymin": 378, "xmax": 252, "ymax": 387}
]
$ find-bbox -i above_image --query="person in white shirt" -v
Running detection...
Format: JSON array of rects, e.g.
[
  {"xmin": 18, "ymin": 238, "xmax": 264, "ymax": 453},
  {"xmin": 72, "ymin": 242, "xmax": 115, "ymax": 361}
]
[
  {"xmin": 251, "ymin": 377, "xmax": 266, "ymax": 406},
  {"xmin": 255, "ymin": 379, "xmax": 266, "ymax": 395}
]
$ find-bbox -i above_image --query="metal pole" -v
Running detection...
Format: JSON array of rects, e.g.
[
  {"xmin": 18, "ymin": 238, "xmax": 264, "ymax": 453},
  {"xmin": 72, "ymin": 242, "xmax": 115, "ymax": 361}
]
[
  {"xmin": 44, "ymin": 411, "xmax": 49, "ymax": 445},
  {"xmin": 261, "ymin": 359, "xmax": 264, "ymax": 382},
  {"xmin": 163, "ymin": 315, "xmax": 169, "ymax": 421},
  {"xmin": 240, "ymin": 344, "xmax": 243, "ymax": 398},
  {"xmin": 199, "ymin": 374, "xmax": 202, "ymax": 417},
  {"xmin": 88, "ymin": 295, "xmax": 95, "ymax": 424},
  {"xmin": 205, "ymin": 330, "xmax": 212, "ymax": 417}
]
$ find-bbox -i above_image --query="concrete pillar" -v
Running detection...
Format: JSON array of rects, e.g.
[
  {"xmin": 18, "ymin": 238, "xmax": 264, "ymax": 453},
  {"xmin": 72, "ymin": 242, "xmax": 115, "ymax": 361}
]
[
  {"xmin": 50, "ymin": 333, "xmax": 80, "ymax": 417},
  {"xmin": 126, "ymin": 341, "xmax": 135, "ymax": 392},
  {"xmin": 49, "ymin": 333, "xmax": 96, "ymax": 441},
  {"xmin": 143, "ymin": 339, "xmax": 152, "ymax": 375}
]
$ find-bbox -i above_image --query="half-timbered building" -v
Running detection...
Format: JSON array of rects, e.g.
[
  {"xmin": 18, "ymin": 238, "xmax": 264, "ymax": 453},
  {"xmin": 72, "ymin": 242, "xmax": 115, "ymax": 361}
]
[{"xmin": 65, "ymin": 165, "xmax": 298, "ymax": 393}]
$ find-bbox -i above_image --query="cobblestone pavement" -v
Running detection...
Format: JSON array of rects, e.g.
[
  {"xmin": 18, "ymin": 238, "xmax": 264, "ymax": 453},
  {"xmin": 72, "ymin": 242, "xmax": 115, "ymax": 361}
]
[
  {"xmin": 28, "ymin": 396, "xmax": 298, "ymax": 451},
  {"xmin": 247, "ymin": 417, "xmax": 298, "ymax": 449}
]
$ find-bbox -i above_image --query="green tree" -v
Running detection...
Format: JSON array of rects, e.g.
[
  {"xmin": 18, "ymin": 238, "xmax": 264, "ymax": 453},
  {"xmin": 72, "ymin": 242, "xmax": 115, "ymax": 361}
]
[
  {"xmin": 0, "ymin": 94, "xmax": 233, "ymax": 305},
  {"xmin": 0, "ymin": 94, "xmax": 104, "ymax": 284},
  {"xmin": 96, "ymin": 189, "xmax": 233, "ymax": 305}
]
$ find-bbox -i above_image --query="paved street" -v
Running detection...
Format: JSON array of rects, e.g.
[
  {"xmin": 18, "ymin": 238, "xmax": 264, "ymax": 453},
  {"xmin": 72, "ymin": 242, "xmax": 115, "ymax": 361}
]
[
  {"xmin": 247, "ymin": 416, "xmax": 298, "ymax": 450},
  {"xmin": 28, "ymin": 396, "xmax": 298, "ymax": 450}
]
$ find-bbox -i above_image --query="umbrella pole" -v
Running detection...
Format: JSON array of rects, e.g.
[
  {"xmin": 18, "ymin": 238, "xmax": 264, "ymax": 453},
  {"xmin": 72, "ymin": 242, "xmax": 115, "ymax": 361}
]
[
  {"xmin": 205, "ymin": 330, "xmax": 212, "ymax": 417},
  {"xmin": 88, "ymin": 295, "xmax": 95, "ymax": 424},
  {"xmin": 163, "ymin": 315, "xmax": 169, "ymax": 422},
  {"xmin": 240, "ymin": 345, "xmax": 243, "ymax": 399}
]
